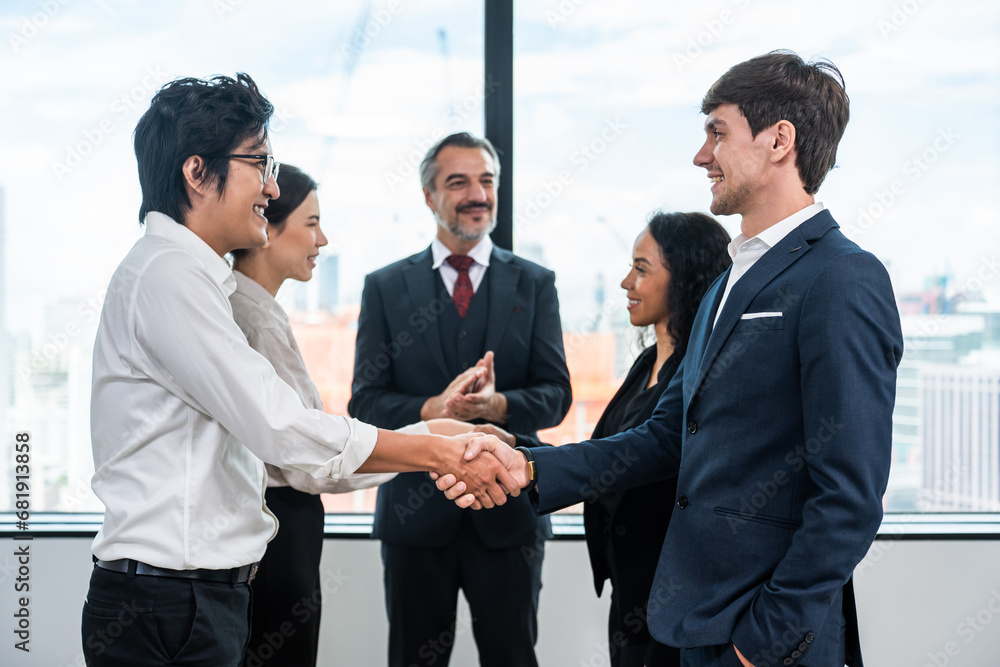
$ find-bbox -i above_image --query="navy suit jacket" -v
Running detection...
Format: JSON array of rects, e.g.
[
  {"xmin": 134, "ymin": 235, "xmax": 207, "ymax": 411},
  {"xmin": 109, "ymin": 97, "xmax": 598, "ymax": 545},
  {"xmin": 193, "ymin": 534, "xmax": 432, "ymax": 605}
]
[
  {"xmin": 532, "ymin": 211, "xmax": 903, "ymax": 666},
  {"xmin": 349, "ymin": 245, "xmax": 571, "ymax": 548}
]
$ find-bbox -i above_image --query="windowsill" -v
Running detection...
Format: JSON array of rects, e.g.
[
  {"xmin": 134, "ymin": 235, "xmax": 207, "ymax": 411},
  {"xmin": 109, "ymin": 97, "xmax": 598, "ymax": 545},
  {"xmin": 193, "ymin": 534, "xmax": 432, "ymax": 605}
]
[{"xmin": 3, "ymin": 512, "xmax": 1000, "ymax": 539}]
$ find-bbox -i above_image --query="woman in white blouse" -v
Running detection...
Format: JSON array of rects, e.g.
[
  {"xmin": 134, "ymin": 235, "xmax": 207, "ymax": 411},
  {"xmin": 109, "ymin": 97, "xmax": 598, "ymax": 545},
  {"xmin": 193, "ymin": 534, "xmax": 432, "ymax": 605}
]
[{"xmin": 229, "ymin": 165, "xmax": 457, "ymax": 666}]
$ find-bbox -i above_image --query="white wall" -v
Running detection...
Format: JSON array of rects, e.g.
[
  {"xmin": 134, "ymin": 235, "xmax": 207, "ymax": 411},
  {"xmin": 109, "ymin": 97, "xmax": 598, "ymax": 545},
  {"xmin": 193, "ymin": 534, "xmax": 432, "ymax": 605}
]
[{"xmin": 2, "ymin": 537, "xmax": 999, "ymax": 666}]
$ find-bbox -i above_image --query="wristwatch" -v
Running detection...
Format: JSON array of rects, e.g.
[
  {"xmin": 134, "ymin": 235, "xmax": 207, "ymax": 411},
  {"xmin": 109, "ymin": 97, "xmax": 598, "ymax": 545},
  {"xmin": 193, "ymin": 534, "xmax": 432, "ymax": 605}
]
[{"xmin": 514, "ymin": 446, "xmax": 537, "ymax": 493}]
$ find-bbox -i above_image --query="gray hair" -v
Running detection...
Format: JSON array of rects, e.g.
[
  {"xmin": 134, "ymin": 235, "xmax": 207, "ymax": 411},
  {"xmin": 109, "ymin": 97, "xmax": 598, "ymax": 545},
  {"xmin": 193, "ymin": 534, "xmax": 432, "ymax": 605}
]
[{"xmin": 419, "ymin": 132, "xmax": 501, "ymax": 192}]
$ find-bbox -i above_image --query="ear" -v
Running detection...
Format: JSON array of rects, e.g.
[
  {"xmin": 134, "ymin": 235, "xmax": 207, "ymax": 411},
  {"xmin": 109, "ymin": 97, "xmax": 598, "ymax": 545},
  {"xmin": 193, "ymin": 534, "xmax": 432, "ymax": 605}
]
[
  {"xmin": 770, "ymin": 120, "xmax": 796, "ymax": 163},
  {"xmin": 181, "ymin": 155, "xmax": 213, "ymax": 198},
  {"xmin": 423, "ymin": 187, "xmax": 437, "ymax": 213}
]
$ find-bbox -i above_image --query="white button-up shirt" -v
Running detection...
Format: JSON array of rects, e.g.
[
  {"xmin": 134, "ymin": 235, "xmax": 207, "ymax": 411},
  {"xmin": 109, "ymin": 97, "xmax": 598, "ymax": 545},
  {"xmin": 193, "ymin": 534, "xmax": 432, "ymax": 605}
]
[
  {"xmin": 431, "ymin": 235, "xmax": 493, "ymax": 295},
  {"xmin": 713, "ymin": 203, "xmax": 825, "ymax": 328},
  {"xmin": 90, "ymin": 212, "xmax": 378, "ymax": 569}
]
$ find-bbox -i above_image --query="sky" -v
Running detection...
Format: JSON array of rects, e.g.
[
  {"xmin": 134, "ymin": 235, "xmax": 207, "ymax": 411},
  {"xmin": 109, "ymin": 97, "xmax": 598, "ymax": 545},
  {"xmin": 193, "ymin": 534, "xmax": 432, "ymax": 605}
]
[{"xmin": 1, "ymin": 0, "xmax": 998, "ymax": 336}]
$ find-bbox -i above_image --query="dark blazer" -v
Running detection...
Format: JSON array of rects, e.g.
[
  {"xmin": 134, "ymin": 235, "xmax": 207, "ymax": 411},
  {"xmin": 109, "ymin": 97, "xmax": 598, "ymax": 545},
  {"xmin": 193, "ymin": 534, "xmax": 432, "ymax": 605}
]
[
  {"xmin": 531, "ymin": 211, "xmax": 903, "ymax": 667},
  {"xmin": 349, "ymin": 245, "xmax": 571, "ymax": 548}
]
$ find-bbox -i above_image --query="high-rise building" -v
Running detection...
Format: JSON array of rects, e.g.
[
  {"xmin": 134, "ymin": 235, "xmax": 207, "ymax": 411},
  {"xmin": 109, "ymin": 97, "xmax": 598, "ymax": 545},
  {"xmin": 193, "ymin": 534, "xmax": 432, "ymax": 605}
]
[
  {"xmin": 920, "ymin": 364, "xmax": 1000, "ymax": 512},
  {"xmin": 318, "ymin": 254, "xmax": 339, "ymax": 311}
]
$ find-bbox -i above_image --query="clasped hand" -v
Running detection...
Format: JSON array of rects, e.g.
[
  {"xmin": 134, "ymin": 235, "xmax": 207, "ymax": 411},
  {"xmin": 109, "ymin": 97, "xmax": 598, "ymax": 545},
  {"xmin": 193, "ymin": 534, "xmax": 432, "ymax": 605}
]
[
  {"xmin": 421, "ymin": 351, "xmax": 506, "ymax": 423},
  {"xmin": 432, "ymin": 432, "xmax": 530, "ymax": 509}
]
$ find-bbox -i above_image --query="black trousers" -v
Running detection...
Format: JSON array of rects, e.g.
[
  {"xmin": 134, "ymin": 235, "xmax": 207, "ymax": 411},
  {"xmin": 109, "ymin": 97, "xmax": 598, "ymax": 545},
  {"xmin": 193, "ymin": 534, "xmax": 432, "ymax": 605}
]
[
  {"xmin": 381, "ymin": 520, "xmax": 543, "ymax": 667},
  {"xmin": 607, "ymin": 583, "xmax": 680, "ymax": 667},
  {"xmin": 604, "ymin": 531, "xmax": 679, "ymax": 667},
  {"xmin": 679, "ymin": 644, "xmax": 745, "ymax": 667},
  {"xmin": 244, "ymin": 486, "xmax": 326, "ymax": 667},
  {"xmin": 81, "ymin": 564, "xmax": 250, "ymax": 666}
]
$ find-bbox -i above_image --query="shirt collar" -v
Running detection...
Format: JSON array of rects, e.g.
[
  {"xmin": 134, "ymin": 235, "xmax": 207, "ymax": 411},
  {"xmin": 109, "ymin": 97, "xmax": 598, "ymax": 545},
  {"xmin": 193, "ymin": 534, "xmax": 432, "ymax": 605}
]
[
  {"xmin": 431, "ymin": 235, "xmax": 494, "ymax": 269},
  {"xmin": 727, "ymin": 202, "xmax": 826, "ymax": 260},
  {"xmin": 144, "ymin": 211, "xmax": 237, "ymax": 296},
  {"xmin": 232, "ymin": 270, "xmax": 288, "ymax": 322}
]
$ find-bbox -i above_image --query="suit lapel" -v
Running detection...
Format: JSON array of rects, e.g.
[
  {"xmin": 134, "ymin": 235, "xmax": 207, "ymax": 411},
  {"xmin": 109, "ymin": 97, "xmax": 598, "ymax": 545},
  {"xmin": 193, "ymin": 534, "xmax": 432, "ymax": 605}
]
[
  {"xmin": 402, "ymin": 248, "xmax": 450, "ymax": 380},
  {"xmin": 483, "ymin": 248, "xmax": 521, "ymax": 354},
  {"xmin": 691, "ymin": 210, "xmax": 838, "ymax": 397}
]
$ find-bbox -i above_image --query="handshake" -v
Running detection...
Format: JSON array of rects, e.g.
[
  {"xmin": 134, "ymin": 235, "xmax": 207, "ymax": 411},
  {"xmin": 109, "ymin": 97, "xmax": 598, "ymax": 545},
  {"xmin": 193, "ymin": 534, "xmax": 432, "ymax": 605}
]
[{"xmin": 430, "ymin": 425, "xmax": 530, "ymax": 510}]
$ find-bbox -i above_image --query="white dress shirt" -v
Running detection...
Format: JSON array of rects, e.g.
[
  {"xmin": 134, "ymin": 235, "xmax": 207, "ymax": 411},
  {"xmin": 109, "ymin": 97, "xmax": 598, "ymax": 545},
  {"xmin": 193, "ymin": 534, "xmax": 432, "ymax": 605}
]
[
  {"xmin": 713, "ymin": 203, "xmax": 826, "ymax": 328},
  {"xmin": 90, "ymin": 212, "xmax": 378, "ymax": 569},
  {"xmin": 431, "ymin": 235, "xmax": 493, "ymax": 295},
  {"xmin": 229, "ymin": 270, "xmax": 402, "ymax": 493}
]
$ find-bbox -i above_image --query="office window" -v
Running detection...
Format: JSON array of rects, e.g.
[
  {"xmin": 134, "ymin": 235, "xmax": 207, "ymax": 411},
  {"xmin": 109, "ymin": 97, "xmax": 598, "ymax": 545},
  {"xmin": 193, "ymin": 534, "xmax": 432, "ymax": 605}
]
[
  {"xmin": 513, "ymin": 0, "xmax": 1000, "ymax": 513},
  {"xmin": 0, "ymin": 0, "xmax": 484, "ymax": 513}
]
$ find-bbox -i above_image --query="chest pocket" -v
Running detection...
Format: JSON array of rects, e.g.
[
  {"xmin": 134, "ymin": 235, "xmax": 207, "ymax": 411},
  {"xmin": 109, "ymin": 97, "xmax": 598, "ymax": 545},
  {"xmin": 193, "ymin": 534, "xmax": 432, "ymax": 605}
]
[{"xmin": 734, "ymin": 314, "xmax": 784, "ymax": 333}]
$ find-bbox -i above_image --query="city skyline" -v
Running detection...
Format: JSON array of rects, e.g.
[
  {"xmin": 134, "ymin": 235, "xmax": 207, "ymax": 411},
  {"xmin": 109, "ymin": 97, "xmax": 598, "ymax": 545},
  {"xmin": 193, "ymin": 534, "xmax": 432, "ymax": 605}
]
[{"xmin": 2, "ymin": 0, "xmax": 999, "ymax": 515}]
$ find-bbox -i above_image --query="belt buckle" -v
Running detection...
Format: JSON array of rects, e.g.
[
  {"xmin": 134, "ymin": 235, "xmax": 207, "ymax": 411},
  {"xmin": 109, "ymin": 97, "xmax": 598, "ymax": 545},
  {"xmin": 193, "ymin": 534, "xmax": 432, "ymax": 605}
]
[{"xmin": 248, "ymin": 562, "xmax": 259, "ymax": 583}]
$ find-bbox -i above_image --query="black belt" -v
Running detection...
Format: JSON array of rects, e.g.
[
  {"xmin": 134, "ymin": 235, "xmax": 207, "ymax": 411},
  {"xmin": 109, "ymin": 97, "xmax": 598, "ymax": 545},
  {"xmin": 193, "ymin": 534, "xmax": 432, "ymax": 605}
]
[{"xmin": 94, "ymin": 558, "xmax": 258, "ymax": 584}]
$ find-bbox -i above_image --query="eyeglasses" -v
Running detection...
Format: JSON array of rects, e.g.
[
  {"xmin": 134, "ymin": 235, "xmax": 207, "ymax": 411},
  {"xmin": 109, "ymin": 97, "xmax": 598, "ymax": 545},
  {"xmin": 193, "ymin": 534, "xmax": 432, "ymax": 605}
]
[{"xmin": 221, "ymin": 154, "xmax": 280, "ymax": 185}]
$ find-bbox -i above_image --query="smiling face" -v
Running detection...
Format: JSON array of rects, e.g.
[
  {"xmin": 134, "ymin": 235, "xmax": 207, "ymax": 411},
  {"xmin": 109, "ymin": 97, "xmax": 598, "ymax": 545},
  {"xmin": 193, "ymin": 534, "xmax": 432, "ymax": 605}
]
[
  {"xmin": 693, "ymin": 103, "xmax": 772, "ymax": 218},
  {"xmin": 424, "ymin": 146, "xmax": 497, "ymax": 249},
  {"xmin": 265, "ymin": 190, "xmax": 326, "ymax": 284},
  {"xmin": 621, "ymin": 229, "xmax": 671, "ymax": 329},
  {"xmin": 213, "ymin": 135, "xmax": 280, "ymax": 254}
]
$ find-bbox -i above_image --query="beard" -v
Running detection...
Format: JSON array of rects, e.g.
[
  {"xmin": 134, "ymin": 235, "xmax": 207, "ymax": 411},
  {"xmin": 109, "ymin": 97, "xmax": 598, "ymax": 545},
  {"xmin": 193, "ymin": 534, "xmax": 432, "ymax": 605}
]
[
  {"xmin": 436, "ymin": 205, "xmax": 497, "ymax": 241},
  {"xmin": 709, "ymin": 178, "xmax": 754, "ymax": 217}
]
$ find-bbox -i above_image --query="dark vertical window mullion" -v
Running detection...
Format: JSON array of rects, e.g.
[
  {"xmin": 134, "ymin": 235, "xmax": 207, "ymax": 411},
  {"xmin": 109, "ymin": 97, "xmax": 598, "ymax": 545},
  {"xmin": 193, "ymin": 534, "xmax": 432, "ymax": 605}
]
[{"xmin": 484, "ymin": 0, "xmax": 514, "ymax": 251}]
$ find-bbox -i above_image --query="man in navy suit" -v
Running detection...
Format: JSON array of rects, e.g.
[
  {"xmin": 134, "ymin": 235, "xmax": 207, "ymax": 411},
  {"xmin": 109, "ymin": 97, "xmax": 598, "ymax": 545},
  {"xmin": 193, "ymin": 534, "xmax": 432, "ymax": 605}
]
[
  {"xmin": 349, "ymin": 132, "xmax": 572, "ymax": 667},
  {"xmin": 439, "ymin": 52, "xmax": 903, "ymax": 667}
]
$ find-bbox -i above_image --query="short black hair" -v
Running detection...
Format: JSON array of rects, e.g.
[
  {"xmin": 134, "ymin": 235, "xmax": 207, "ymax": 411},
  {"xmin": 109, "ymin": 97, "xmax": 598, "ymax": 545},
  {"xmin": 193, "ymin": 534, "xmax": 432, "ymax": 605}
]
[
  {"xmin": 646, "ymin": 211, "xmax": 731, "ymax": 359},
  {"xmin": 230, "ymin": 164, "xmax": 318, "ymax": 260},
  {"xmin": 133, "ymin": 73, "xmax": 274, "ymax": 225},
  {"xmin": 701, "ymin": 50, "xmax": 849, "ymax": 195}
]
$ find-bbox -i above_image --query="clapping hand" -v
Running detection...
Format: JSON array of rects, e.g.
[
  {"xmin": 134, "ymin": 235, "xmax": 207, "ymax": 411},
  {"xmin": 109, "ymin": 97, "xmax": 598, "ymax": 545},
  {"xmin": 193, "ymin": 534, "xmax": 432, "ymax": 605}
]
[{"xmin": 443, "ymin": 351, "xmax": 507, "ymax": 423}]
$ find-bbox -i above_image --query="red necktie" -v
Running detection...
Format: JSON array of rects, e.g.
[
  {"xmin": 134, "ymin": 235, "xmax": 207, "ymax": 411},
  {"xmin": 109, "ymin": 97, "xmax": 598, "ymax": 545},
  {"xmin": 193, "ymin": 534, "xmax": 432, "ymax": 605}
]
[{"xmin": 446, "ymin": 255, "xmax": 475, "ymax": 318}]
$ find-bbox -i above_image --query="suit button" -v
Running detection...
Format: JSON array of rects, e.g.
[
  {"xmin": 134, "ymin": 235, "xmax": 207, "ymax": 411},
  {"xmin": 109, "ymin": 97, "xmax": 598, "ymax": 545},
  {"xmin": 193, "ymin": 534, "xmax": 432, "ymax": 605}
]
[
  {"xmin": 676, "ymin": 496, "xmax": 689, "ymax": 509},
  {"xmin": 798, "ymin": 642, "xmax": 808, "ymax": 651},
  {"xmin": 614, "ymin": 525, "xmax": 626, "ymax": 536},
  {"xmin": 783, "ymin": 659, "xmax": 793, "ymax": 666},
  {"xmin": 791, "ymin": 650, "xmax": 802, "ymax": 659},
  {"xmin": 459, "ymin": 330, "xmax": 468, "ymax": 339},
  {"xmin": 804, "ymin": 633, "xmax": 814, "ymax": 643},
  {"xmin": 687, "ymin": 420, "xmax": 697, "ymax": 434}
]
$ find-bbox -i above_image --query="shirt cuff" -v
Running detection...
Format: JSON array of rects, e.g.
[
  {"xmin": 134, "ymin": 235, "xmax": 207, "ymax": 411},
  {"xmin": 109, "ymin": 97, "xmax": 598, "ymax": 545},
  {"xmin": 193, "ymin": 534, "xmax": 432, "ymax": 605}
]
[
  {"xmin": 324, "ymin": 418, "xmax": 379, "ymax": 478},
  {"xmin": 396, "ymin": 421, "xmax": 431, "ymax": 436}
]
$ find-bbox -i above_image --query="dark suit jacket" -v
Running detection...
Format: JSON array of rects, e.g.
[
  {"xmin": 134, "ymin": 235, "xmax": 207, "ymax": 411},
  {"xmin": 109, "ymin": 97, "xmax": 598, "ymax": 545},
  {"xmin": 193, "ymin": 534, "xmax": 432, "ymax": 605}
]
[
  {"xmin": 531, "ymin": 211, "xmax": 903, "ymax": 667},
  {"xmin": 349, "ymin": 244, "xmax": 571, "ymax": 549}
]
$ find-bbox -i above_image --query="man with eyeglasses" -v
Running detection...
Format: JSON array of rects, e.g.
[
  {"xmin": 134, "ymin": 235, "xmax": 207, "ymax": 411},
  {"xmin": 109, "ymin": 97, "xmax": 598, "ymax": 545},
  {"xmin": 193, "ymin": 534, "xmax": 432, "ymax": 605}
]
[{"xmin": 82, "ymin": 74, "xmax": 516, "ymax": 666}]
